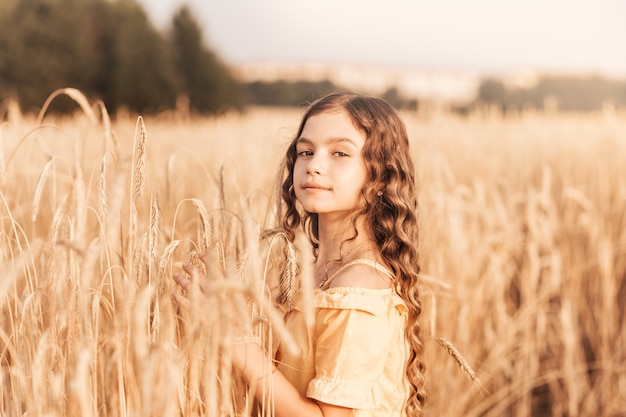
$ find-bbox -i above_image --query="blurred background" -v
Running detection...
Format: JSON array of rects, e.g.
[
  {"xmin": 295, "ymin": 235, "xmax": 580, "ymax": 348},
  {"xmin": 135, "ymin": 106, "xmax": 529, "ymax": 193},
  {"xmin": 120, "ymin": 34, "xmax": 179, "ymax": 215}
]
[{"xmin": 1, "ymin": 0, "xmax": 625, "ymax": 116}]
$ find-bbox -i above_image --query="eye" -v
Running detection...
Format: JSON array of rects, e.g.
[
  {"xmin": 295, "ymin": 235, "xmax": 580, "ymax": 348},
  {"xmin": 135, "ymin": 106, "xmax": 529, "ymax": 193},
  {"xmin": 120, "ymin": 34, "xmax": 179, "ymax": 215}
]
[
  {"xmin": 333, "ymin": 151, "xmax": 349, "ymax": 157},
  {"xmin": 297, "ymin": 149, "xmax": 313, "ymax": 157}
]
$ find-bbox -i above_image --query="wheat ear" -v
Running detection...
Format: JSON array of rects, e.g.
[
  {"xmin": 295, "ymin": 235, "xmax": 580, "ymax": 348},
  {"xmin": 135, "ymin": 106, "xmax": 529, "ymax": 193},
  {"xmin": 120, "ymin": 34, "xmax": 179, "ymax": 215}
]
[
  {"xmin": 97, "ymin": 155, "xmax": 107, "ymax": 224},
  {"xmin": 277, "ymin": 240, "xmax": 299, "ymax": 312},
  {"xmin": 149, "ymin": 193, "xmax": 161, "ymax": 265},
  {"xmin": 435, "ymin": 337, "xmax": 486, "ymax": 393},
  {"xmin": 132, "ymin": 117, "xmax": 147, "ymax": 202},
  {"xmin": 190, "ymin": 198, "xmax": 212, "ymax": 251}
]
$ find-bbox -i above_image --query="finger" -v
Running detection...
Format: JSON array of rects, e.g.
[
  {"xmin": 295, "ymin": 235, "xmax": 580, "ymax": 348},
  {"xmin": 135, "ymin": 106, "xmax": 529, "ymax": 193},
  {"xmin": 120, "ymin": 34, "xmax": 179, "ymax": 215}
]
[
  {"xmin": 173, "ymin": 273, "xmax": 191, "ymax": 291},
  {"xmin": 171, "ymin": 290, "xmax": 191, "ymax": 310},
  {"xmin": 182, "ymin": 262, "xmax": 207, "ymax": 288},
  {"xmin": 182, "ymin": 262, "xmax": 195, "ymax": 276},
  {"xmin": 181, "ymin": 261, "xmax": 210, "ymax": 295},
  {"xmin": 197, "ymin": 253, "xmax": 209, "ymax": 274}
]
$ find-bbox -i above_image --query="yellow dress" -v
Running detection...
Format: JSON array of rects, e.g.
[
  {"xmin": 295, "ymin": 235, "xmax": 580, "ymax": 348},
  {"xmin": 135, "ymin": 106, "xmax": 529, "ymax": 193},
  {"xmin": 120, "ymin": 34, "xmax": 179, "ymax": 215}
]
[{"xmin": 276, "ymin": 259, "xmax": 409, "ymax": 416}]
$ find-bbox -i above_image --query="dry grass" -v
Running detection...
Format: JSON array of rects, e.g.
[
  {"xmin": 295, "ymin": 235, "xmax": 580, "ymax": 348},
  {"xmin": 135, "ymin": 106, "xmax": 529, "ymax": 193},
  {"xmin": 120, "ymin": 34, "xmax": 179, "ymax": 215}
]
[{"xmin": 1, "ymin": 92, "xmax": 625, "ymax": 416}]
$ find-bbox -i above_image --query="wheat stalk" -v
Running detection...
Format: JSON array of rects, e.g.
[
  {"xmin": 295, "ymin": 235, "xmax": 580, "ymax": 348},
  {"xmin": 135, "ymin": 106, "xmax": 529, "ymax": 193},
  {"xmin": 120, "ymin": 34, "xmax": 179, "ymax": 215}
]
[
  {"xmin": 72, "ymin": 138, "xmax": 86, "ymax": 247},
  {"xmin": 94, "ymin": 99, "xmax": 120, "ymax": 161},
  {"xmin": 31, "ymin": 157, "xmax": 56, "ymax": 222},
  {"xmin": 0, "ymin": 124, "xmax": 6, "ymax": 181},
  {"xmin": 36, "ymin": 88, "xmax": 97, "ymax": 125}
]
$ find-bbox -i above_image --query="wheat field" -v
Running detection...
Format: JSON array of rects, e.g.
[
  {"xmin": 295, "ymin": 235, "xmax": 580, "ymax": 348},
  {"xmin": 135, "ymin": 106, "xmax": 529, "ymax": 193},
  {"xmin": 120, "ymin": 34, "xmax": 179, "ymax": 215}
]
[{"xmin": 1, "ymin": 90, "xmax": 625, "ymax": 416}]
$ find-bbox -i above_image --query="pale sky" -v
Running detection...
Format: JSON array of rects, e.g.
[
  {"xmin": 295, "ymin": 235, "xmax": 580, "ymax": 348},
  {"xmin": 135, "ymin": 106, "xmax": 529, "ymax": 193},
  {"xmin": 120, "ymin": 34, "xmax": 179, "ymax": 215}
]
[{"xmin": 137, "ymin": 0, "xmax": 626, "ymax": 77}]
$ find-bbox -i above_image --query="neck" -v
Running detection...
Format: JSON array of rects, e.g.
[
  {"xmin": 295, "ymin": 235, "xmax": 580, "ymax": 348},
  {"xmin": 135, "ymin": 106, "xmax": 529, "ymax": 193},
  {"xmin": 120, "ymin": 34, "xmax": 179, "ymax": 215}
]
[{"xmin": 315, "ymin": 213, "xmax": 378, "ymax": 270}]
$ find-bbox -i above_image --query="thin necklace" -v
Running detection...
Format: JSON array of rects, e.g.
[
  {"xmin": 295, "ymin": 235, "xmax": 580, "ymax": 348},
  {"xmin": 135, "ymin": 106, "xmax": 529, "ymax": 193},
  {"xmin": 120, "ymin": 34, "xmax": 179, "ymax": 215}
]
[{"xmin": 317, "ymin": 243, "xmax": 376, "ymax": 289}]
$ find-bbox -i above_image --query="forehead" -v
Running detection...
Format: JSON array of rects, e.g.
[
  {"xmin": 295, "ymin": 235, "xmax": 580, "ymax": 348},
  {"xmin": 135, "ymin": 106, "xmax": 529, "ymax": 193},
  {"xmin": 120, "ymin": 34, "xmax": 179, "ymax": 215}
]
[{"xmin": 298, "ymin": 110, "xmax": 365, "ymax": 146}]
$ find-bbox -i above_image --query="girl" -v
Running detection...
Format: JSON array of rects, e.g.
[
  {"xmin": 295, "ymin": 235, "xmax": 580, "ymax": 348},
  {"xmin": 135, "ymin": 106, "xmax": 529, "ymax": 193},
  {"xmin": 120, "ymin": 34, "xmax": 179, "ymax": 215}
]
[{"xmin": 173, "ymin": 92, "xmax": 426, "ymax": 416}]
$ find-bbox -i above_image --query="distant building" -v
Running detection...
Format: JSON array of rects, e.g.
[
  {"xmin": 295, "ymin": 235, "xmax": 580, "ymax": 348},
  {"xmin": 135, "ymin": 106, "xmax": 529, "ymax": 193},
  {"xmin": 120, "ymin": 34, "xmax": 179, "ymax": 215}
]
[{"xmin": 233, "ymin": 61, "xmax": 481, "ymax": 104}]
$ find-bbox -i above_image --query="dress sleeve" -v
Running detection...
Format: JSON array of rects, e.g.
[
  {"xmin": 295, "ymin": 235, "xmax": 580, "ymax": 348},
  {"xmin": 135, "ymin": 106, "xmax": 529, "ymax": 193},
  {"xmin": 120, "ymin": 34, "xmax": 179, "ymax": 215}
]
[{"xmin": 305, "ymin": 291, "xmax": 404, "ymax": 409}]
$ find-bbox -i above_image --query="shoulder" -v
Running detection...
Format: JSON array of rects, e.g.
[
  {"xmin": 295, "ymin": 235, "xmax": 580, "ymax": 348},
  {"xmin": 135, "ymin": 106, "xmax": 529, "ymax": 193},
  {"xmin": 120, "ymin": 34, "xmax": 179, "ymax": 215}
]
[{"xmin": 327, "ymin": 262, "xmax": 393, "ymax": 290}]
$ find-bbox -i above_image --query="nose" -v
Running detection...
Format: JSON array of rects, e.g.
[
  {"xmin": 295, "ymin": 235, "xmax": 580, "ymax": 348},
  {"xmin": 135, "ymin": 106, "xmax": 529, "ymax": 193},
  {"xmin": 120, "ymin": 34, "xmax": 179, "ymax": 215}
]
[
  {"xmin": 306, "ymin": 154, "xmax": 323, "ymax": 175},
  {"xmin": 306, "ymin": 164, "xmax": 320, "ymax": 175}
]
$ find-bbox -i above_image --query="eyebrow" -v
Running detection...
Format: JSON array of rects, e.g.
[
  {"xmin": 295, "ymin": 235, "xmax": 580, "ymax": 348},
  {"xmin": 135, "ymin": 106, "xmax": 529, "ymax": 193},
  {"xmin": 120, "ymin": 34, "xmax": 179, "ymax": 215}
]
[{"xmin": 296, "ymin": 137, "xmax": 359, "ymax": 147}]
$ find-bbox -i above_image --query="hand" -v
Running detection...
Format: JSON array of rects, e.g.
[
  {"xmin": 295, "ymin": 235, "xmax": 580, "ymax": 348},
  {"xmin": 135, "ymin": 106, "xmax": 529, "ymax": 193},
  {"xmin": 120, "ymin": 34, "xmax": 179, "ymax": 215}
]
[
  {"xmin": 171, "ymin": 251, "xmax": 258, "ymax": 342},
  {"xmin": 171, "ymin": 252, "xmax": 215, "ymax": 321},
  {"xmin": 171, "ymin": 265, "xmax": 203, "ymax": 312}
]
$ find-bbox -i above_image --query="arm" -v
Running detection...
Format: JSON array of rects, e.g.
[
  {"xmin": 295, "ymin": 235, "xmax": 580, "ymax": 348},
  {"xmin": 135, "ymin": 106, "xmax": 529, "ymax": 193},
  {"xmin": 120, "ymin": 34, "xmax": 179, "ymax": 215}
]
[{"xmin": 232, "ymin": 341, "xmax": 353, "ymax": 417}]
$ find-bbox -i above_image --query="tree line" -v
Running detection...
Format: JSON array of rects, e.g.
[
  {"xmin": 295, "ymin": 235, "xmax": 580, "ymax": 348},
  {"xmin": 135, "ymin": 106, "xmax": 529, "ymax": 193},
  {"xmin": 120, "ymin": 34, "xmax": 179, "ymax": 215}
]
[
  {"xmin": 475, "ymin": 75, "xmax": 626, "ymax": 113},
  {"xmin": 0, "ymin": 0, "xmax": 374, "ymax": 116}
]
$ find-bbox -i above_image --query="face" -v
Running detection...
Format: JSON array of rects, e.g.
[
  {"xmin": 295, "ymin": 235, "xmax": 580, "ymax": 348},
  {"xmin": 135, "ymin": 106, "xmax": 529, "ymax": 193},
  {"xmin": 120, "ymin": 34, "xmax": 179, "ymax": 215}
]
[{"xmin": 293, "ymin": 110, "xmax": 367, "ymax": 219}]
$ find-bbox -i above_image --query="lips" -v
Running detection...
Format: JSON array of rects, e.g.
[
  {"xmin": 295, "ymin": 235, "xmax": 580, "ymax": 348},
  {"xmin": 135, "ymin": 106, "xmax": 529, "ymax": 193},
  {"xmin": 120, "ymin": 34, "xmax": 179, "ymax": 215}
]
[{"xmin": 301, "ymin": 182, "xmax": 330, "ymax": 190}]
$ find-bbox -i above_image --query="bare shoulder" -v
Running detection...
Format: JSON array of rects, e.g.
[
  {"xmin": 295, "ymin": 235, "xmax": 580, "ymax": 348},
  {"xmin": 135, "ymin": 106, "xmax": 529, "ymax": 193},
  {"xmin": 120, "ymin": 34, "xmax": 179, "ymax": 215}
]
[{"xmin": 328, "ymin": 262, "xmax": 393, "ymax": 290}]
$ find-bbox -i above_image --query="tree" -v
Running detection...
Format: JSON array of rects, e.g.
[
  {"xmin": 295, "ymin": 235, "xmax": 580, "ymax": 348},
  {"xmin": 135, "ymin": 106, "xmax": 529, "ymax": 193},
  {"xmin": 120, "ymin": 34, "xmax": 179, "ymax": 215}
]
[
  {"xmin": 107, "ymin": 0, "xmax": 179, "ymax": 113},
  {"xmin": 0, "ymin": 0, "xmax": 95, "ymax": 111},
  {"xmin": 1, "ymin": 0, "xmax": 242, "ymax": 115},
  {"xmin": 477, "ymin": 78, "xmax": 507, "ymax": 104},
  {"xmin": 243, "ymin": 80, "xmax": 340, "ymax": 107},
  {"xmin": 169, "ymin": 6, "xmax": 241, "ymax": 114}
]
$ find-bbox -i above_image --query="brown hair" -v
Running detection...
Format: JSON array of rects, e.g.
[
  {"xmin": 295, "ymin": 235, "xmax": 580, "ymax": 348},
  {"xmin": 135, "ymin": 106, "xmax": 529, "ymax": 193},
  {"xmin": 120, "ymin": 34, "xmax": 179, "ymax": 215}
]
[{"xmin": 280, "ymin": 91, "xmax": 426, "ymax": 416}]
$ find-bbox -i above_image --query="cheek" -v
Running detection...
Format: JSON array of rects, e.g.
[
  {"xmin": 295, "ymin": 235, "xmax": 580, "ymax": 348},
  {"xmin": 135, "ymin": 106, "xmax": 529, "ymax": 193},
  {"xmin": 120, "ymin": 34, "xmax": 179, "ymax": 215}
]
[
  {"xmin": 292, "ymin": 160, "xmax": 304, "ymax": 181},
  {"xmin": 292, "ymin": 162, "xmax": 305, "ymax": 192},
  {"xmin": 293, "ymin": 180, "xmax": 305, "ymax": 206},
  {"xmin": 351, "ymin": 163, "xmax": 368, "ymax": 186}
]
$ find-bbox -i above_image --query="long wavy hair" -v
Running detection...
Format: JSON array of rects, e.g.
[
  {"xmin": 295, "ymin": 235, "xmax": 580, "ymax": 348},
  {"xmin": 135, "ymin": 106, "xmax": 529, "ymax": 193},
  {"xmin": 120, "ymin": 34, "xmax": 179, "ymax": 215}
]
[{"xmin": 280, "ymin": 91, "xmax": 426, "ymax": 416}]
